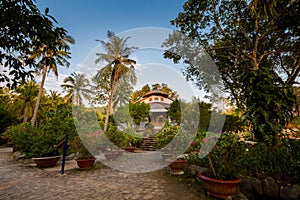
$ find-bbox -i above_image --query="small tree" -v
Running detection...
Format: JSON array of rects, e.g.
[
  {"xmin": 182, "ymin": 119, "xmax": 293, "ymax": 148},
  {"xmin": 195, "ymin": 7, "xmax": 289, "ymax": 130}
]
[
  {"xmin": 129, "ymin": 102, "xmax": 150, "ymax": 125},
  {"xmin": 94, "ymin": 31, "xmax": 137, "ymax": 133}
]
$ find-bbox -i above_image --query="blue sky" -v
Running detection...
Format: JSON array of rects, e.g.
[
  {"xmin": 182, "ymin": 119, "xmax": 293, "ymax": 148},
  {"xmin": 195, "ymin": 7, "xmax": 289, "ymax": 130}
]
[
  {"xmin": 35, "ymin": 0, "xmax": 205, "ymax": 101},
  {"xmin": 37, "ymin": 0, "xmax": 185, "ymax": 72}
]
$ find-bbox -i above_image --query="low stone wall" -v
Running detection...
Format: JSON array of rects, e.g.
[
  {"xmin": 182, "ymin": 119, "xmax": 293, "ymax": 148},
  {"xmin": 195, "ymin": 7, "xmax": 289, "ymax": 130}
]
[
  {"xmin": 187, "ymin": 165, "xmax": 300, "ymax": 200},
  {"xmin": 240, "ymin": 176, "xmax": 300, "ymax": 200}
]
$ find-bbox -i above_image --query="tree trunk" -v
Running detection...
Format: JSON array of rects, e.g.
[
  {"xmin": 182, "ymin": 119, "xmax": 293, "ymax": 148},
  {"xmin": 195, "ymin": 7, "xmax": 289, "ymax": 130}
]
[
  {"xmin": 103, "ymin": 64, "xmax": 120, "ymax": 133},
  {"xmin": 103, "ymin": 92, "xmax": 112, "ymax": 133},
  {"xmin": 31, "ymin": 65, "xmax": 47, "ymax": 126}
]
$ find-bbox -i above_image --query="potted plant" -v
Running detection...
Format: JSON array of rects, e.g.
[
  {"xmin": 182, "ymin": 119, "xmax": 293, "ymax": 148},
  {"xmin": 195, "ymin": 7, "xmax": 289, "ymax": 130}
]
[
  {"xmin": 5, "ymin": 123, "xmax": 62, "ymax": 167},
  {"xmin": 168, "ymin": 154, "xmax": 188, "ymax": 175},
  {"xmin": 194, "ymin": 132, "xmax": 245, "ymax": 199},
  {"xmin": 106, "ymin": 129, "xmax": 142, "ymax": 153},
  {"xmin": 72, "ymin": 136, "xmax": 96, "ymax": 169}
]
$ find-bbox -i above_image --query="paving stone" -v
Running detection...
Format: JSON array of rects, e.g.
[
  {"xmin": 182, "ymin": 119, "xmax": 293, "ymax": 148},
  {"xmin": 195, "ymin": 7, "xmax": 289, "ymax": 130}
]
[
  {"xmin": 0, "ymin": 147, "xmax": 211, "ymax": 200},
  {"xmin": 143, "ymin": 194, "xmax": 154, "ymax": 200}
]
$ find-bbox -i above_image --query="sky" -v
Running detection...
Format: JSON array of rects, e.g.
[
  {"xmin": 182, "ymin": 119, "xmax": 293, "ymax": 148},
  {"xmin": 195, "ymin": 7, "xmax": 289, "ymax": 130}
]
[{"xmin": 35, "ymin": 0, "xmax": 206, "ymax": 102}]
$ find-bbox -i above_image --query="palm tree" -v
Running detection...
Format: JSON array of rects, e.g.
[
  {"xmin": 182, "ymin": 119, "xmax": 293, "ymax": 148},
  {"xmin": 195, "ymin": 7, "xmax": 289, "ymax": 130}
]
[
  {"xmin": 61, "ymin": 72, "xmax": 92, "ymax": 106},
  {"xmin": 10, "ymin": 81, "xmax": 40, "ymax": 123},
  {"xmin": 46, "ymin": 90, "xmax": 63, "ymax": 109},
  {"xmin": 95, "ymin": 31, "xmax": 137, "ymax": 133},
  {"xmin": 30, "ymin": 28, "xmax": 74, "ymax": 126}
]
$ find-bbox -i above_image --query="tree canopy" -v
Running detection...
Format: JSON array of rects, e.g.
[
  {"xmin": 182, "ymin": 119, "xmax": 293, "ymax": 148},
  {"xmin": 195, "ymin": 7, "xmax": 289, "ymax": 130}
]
[
  {"xmin": 93, "ymin": 31, "xmax": 137, "ymax": 132},
  {"xmin": 0, "ymin": 0, "xmax": 70, "ymax": 88},
  {"xmin": 164, "ymin": 0, "xmax": 299, "ymax": 143}
]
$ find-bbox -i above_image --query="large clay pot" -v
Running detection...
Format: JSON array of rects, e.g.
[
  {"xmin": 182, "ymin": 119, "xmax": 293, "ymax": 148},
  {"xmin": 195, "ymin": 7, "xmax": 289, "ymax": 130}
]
[
  {"xmin": 198, "ymin": 173, "xmax": 241, "ymax": 199},
  {"xmin": 124, "ymin": 147, "xmax": 136, "ymax": 152},
  {"xmin": 104, "ymin": 152, "xmax": 118, "ymax": 160},
  {"xmin": 161, "ymin": 153, "xmax": 173, "ymax": 160},
  {"xmin": 76, "ymin": 157, "xmax": 96, "ymax": 169},
  {"xmin": 169, "ymin": 159, "xmax": 187, "ymax": 175},
  {"xmin": 33, "ymin": 156, "xmax": 61, "ymax": 167}
]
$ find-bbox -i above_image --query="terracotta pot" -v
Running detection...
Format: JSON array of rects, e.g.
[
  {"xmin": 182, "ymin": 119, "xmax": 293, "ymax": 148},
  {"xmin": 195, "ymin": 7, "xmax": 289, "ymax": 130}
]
[
  {"xmin": 124, "ymin": 147, "xmax": 136, "ymax": 152},
  {"xmin": 98, "ymin": 145, "xmax": 108, "ymax": 153},
  {"xmin": 169, "ymin": 159, "xmax": 187, "ymax": 175},
  {"xmin": 161, "ymin": 153, "xmax": 173, "ymax": 160},
  {"xmin": 104, "ymin": 152, "xmax": 118, "ymax": 160},
  {"xmin": 116, "ymin": 150, "xmax": 124, "ymax": 156},
  {"xmin": 197, "ymin": 173, "xmax": 241, "ymax": 199},
  {"xmin": 76, "ymin": 157, "xmax": 96, "ymax": 169},
  {"xmin": 33, "ymin": 156, "xmax": 61, "ymax": 167}
]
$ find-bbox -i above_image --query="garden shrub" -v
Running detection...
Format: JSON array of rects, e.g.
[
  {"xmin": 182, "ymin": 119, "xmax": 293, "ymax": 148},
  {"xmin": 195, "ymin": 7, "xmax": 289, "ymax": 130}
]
[
  {"xmin": 5, "ymin": 103, "xmax": 77, "ymax": 158},
  {"xmin": 5, "ymin": 123, "xmax": 59, "ymax": 157},
  {"xmin": 106, "ymin": 128, "xmax": 143, "ymax": 148},
  {"xmin": 187, "ymin": 131, "xmax": 300, "ymax": 185},
  {"xmin": 155, "ymin": 125, "xmax": 179, "ymax": 149},
  {"xmin": 236, "ymin": 139, "xmax": 300, "ymax": 185}
]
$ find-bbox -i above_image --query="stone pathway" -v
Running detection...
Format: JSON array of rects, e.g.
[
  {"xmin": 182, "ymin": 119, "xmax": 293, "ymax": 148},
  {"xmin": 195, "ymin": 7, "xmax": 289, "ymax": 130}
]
[{"xmin": 0, "ymin": 148, "xmax": 211, "ymax": 200}]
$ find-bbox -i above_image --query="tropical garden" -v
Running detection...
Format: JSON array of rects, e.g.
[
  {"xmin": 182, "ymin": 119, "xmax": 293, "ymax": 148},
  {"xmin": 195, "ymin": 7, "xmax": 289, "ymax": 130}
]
[{"xmin": 1, "ymin": 0, "xmax": 300, "ymax": 199}]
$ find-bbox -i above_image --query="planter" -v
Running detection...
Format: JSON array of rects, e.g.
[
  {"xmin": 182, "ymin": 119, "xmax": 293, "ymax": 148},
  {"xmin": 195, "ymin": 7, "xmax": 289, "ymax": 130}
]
[
  {"xmin": 116, "ymin": 150, "xmax": 124, "ymax": 156},
  {"xmin": 98, "ymin": 145, "xmax": 108, "ymax": 153},
  {"xmin": 169, "ymin": 159, "xmax": 187, "ymax": 175},
  {"xmin": 124, "ymin": 147, "xmax": 136, "ymax": 152},
  {"xmin": 161, "ymin": 153, "xmax": 173, "ymax": 160},
  {"xmin": 198, "ymin": 173, "xmax": 241, "ymax": 199},
  {"xmin": 104, "ymin": 152, "xmax": 118, "ymax": 160},
  {"xmin": 33, "ymin": 156, "xmax": 61, "ymax": 167},
  {"xmin": 76, "ymin": 157, "xmax": 96, "ymax": 169}
]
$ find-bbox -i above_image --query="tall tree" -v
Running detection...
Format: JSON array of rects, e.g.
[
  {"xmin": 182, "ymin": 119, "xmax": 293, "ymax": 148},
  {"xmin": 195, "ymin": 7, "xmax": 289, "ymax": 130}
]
[
  {"xmin": 30, "ymin": 30, "xmax": 74, "ymax": 126},
  {"xmin": 164, "ymin": 0, "xmax": 299, "ymax": 143},
  {"xmin": 61, "ymin": 72, "xmax": 91, "ymax": 106},
  {"xmin": 46, "ymin": 90, "xmax": 63, "ymax": 109},
  {"xmin": 0, "ymin": 0, "xmax": 66, "ymax": 88},
  {"xmin": 11, "ymin": 81, "xmax": 39, "ymax": 122},
  {"xmin": 94, "ymin": 31, "xmax": 137, "ymax": 133}
]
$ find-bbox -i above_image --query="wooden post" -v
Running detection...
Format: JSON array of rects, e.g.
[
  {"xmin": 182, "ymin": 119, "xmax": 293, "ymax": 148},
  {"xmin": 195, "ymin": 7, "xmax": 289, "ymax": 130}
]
[{"xmin": 61, "ymin": 133, "xmax": 68, "ymax": 174}]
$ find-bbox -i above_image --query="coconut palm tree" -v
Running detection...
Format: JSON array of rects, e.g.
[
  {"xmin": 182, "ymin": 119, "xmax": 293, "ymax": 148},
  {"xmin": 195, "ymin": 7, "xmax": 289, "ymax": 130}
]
[
  {"xmin": 30, "ymin": 28, "xmax": 74, "ymax": 126},
  {"xmin": 94, "ymin": 31, "xmax": 137, "ymax": 133},
  {"xmin": 46, "ymin": 90, "xmax": 63, "ymax": 109},
  {"xmin": 61, "ymin": 72, "xmax": 92, "ymax": 106},
  {"xmin": 10, "ymin": 81, "xmax": 40, "ymax": 123}
]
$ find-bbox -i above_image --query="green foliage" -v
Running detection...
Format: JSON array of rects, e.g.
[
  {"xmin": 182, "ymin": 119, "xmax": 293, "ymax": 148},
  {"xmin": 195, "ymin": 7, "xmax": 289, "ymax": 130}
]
[
  {"xmin": 0, "ymin": 106, "xmax": 18, "ymax": 134},
  {"xmin": 131, "ymin": 83, "xmax": 177, "ymax": 101},
  {"xmin": 155, "ymin": 126, "xmax": 179, "ymax": 149},
  {"xmin": 167, "ymin": 100, "xmax": 217, "ymax": 132},
  {"xmin": 71, "ymin": 134, "xmax": 95, "ymax": 159},
  {"xmin": 106, "ymin": 129, "xmax": 143, "ymax": 148},
  {"xmin": 5, "ymin": 123, "xmax": 59, "ymax": 158},
  {"xmin": 40, "ymin": 103, "xmax": 77, "ymax": 141},
  {"xmin": 164, "ymin": 0, "xmax": 300, "ymax": 143},
  {"xmin": 193, "ymin": 132, "xmax": 246, "ymax": 180},
  {"xmin": 5, "ymin": 103, "xmax": 77, "ymax": 157},
  {"xmin": 129, "ymin": 102, "xmax": 150, "ymax": 125},
  {"xmin": 61, "ymin": 72, "xmax": 92, "ymax": 106},
  {"xmin": 188, "ymin": 131, "xmax": 300, "ymax": 184},
  {"xmin": 242, "ymin": 68, "xmax": 295, "ymax": 144},
  {"xmin": 167, "ymin": 99, "xmax": 181, "ymax": 125},
  {"xmin": 240, "ymin": 139, "xmax": 300, "ymax": 185},
  {"xmin": 223, "ymin": 114, "xmax": 245, "ymax": 132},
  {"xmin": 0, "ymin": 0, "xmax": 70, "ymax": 88}
]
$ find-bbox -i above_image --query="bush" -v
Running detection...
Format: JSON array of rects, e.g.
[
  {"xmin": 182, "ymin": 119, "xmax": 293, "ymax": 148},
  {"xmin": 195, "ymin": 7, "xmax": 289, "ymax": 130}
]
[
  {"xmin": 5, "ymin": 123, "xmax": 59, "ymax": 157},
  {"xmin": 240, "ymin": 139, "xmax": 300, "ymax": 185},
  {"xmin": 154, "ymin": 125, "xmax": 179, "ymax": 149},
  {"xmin": 188, "ymin": 130, "xmax": 300, "ymax": 184},
  {"xmin": 106, "ymin": 128, "xmax": 143, "ymax": 148},
  {"xmin": 192, "ymin": 132, "xmax": 246, "ymax": 180},
  {"xmin": 5, "ymin": 103, "xmax": 77, "ymax": 158}
]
